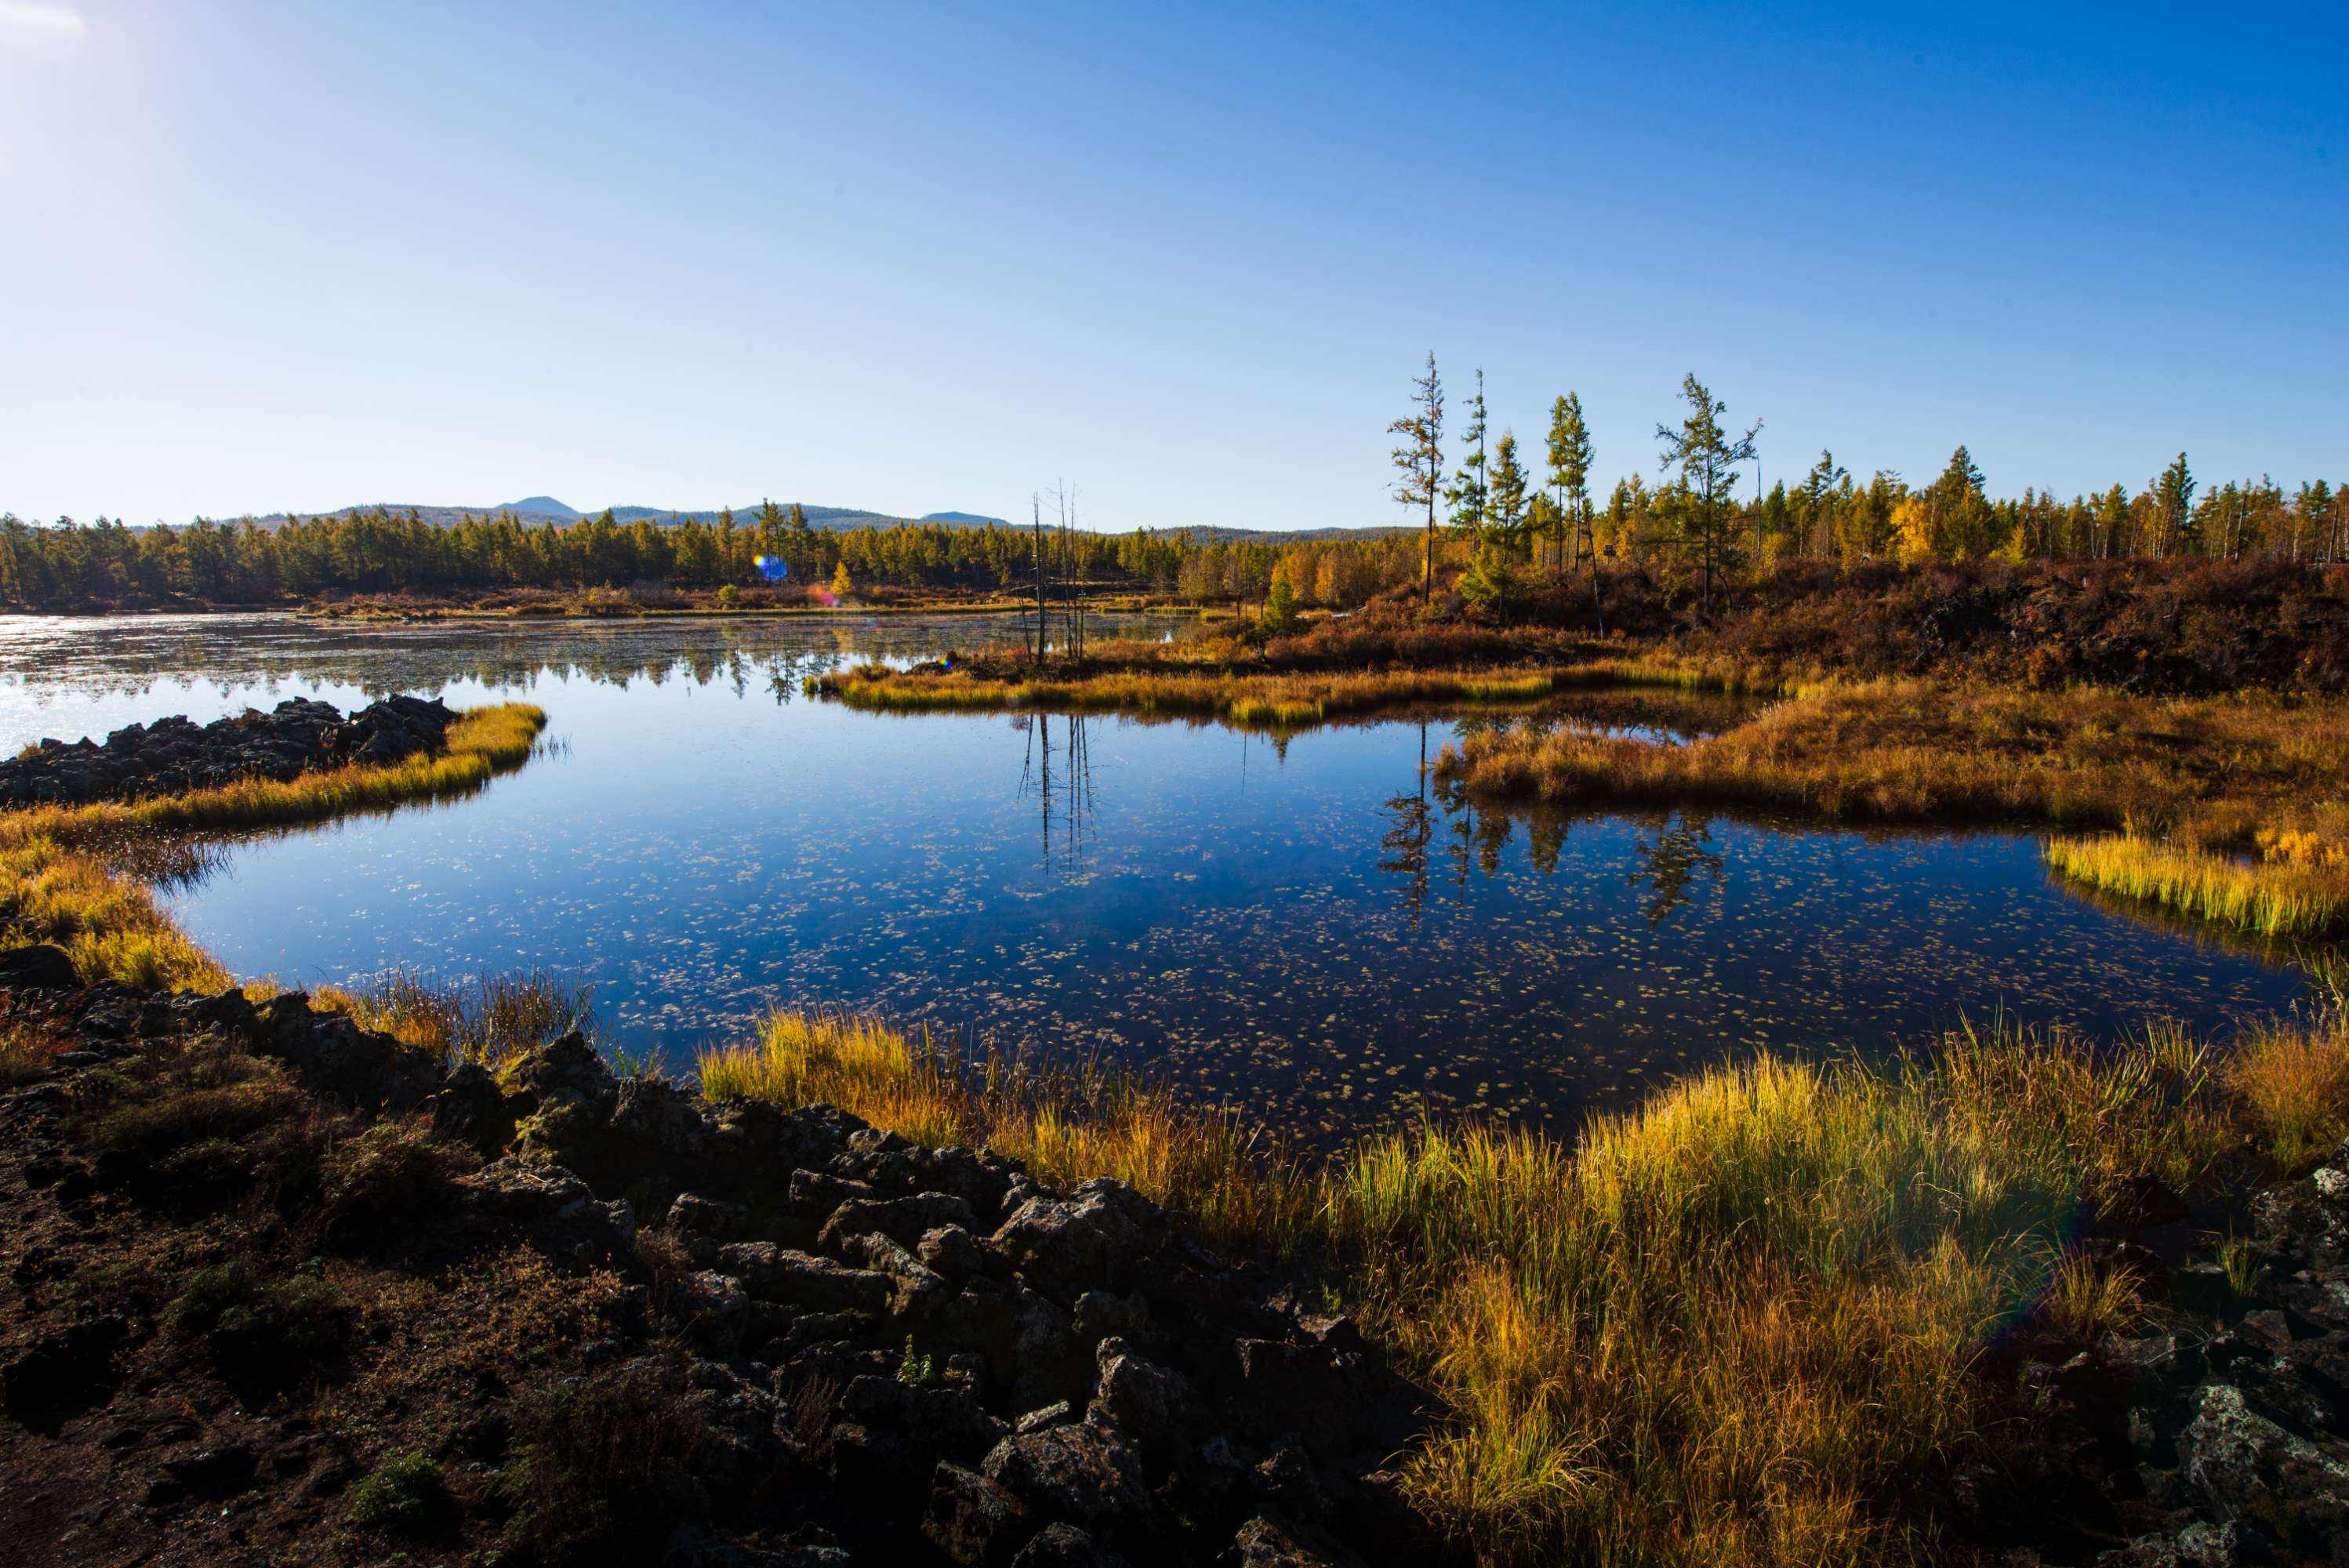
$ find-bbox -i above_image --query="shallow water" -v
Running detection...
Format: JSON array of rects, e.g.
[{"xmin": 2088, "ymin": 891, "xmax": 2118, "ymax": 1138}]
[{"xmin": 0, "ymin": 612, "xmax": 2308, "ymax": 1140}]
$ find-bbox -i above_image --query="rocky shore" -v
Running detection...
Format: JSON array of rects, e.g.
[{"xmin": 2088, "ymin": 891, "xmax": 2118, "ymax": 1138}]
[
  {"xmin": 0, "ymin": 954, "xmax": 1426, "ymax": 1566},
  {"xmin": 3, "ymin": 950, "xmax": 2347, "ymax": 1565},
  {"xmin": 0, "ymin": 696, "xmax": 457, "ymax": 809}
]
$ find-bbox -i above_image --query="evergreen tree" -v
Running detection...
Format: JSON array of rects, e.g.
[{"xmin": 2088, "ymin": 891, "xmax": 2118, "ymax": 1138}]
[
  {"xmin": 1545, "ymin": 393, "xmax": 1593, "ymax": 574},
  {"xmin": 2154, "ymin": 452, "xmax": 2197, "ymax": 557},
  {"xmin": 1387, "ymin": 352, "xmax": 1446, "ymax": 603},
  {"xmin": 1444, "ymin": 368, "xmax": 1488, "ymax": 541},
  {"xmin": 1486, "ymin": 430, "xmax": 1530, "ymax": 557},
  {"xmin": 1654, "ymin": 373, "xmax": 1760, "ymax": 615}
]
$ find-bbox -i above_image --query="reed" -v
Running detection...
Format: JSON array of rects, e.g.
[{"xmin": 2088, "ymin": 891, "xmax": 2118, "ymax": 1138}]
[
  {"xmin": 321, "ymin": 967, "xmax": 604, "ymax": 1076},
  {"xmin": 2224, "ymin": 1005, "xmax": 2349, "ymax": 1172},
  {"xmin": 2044, "ymin": 833, "xmax": 2349, "ymax": 938}
]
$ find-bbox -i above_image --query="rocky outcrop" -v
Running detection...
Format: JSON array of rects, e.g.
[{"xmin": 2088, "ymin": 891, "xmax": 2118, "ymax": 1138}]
[
  {"xmin": 0, "ymin": 959, "xmax": 1430, "ymax": 1566},
  {"xmin": 1981, "ymin": 1143, "xmax": 2349, "ymax": 1566},
  {"xmin": 0, "ymin": 695, "xmax": 456, "ymax": 808}
]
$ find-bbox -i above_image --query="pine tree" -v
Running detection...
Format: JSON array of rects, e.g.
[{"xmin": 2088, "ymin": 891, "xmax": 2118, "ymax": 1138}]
[
  {"xmin": 1545, "ymin": 393, "xmax": 1593, "ymax": 574},
  {"xmin": 1387, "ymin": 353, "xmax": 1445, "ymax": 603},
  {"xmin": 1654, "ymin": 374, "xmax": 1760, "ymax": 615},
  {"xmin": 2154, "ymin": 452, "xmax": 2196, "ymax": 557},
  {"xmin": 1444, "ymin": 368, "xmax": 1488, "ymax": 541},
  {"xmin": 1486, "ymin": 430, "xmax": 1530, "ymax": 557}
]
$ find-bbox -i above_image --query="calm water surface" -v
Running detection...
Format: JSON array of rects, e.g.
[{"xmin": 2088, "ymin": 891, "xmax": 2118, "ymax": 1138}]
[{"xmin": 1, "ymin": 613, "xmax": 2307, "ymax": 1140}]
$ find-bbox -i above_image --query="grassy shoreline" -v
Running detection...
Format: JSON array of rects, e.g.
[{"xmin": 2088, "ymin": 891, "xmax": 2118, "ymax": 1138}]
[
  {"xmin": 695, "ymin": 1004, "xmax": 2349, "ymax": 1564},
  {"xmin": 812, "ymin": 661, "xmax": 1567, "ymax": 726}
]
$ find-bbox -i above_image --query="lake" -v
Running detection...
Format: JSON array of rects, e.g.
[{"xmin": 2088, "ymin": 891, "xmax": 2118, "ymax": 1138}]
[{"xmin": 2, "ymin": 612, "xmax": 2308, "ymax": 1142}]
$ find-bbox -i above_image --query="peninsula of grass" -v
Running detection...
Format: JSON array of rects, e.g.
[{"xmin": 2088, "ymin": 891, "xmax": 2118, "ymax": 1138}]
[
  {"xmin": 812, "ymin": 662, "xmax": 1567, "ymax": 727},
  {"xmin": 698, "ymin": 1002, "xmax": 2349, "ymax": 1565},
  {"xmin": 0, "ymin": 701, "xmax": 546, "ymax": 989}
]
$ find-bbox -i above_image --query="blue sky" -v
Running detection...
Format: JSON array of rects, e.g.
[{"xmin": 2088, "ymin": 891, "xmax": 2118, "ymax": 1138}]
[{"xmin": 3, "ymin": 1, "xmax": 2341, "ymax": 529}]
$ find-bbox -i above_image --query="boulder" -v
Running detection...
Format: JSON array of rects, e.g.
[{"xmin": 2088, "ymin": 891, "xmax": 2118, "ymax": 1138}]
[
  {"xmin": 2177, "ymin": 1382, "xmax": 2349, "ymax": 1542},
  {"xmin": 990, "ymin": 1179, "xmax": 1170, "ymax": 1303},
  {"xmin": 981, "ymin": 1422, "xmax": 1150, "ymax": 1530},
  {"xmin": 924, "ymin": 1462, "xmax": 1035, "ymax": 1568},
  {"xmin": 0, "ymin": 943, "xmax": 79, "ymax": 989},
  {"xmin": 714, "ymin": 1243, "xmax": 892, "ymax": 1316}
]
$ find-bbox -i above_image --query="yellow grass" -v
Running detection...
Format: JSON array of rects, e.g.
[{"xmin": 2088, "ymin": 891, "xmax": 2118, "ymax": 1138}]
[
  {"xmin": 695, "ymin": 1000, "xmax": 2279, "ymax": 1566},
  {"xmin": 2045, "ymin": 832, "xmax": 2349, "ymax": 938},
  {"xmin": 2225, "ymin": 1007, "xmax": 2349, "ymax": 1172}
]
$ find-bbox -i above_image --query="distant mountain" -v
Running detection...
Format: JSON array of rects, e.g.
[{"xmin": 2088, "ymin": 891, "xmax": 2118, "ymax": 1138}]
[
  {"xmin": 499, "ymin": 495, "xmax": 582, "ymax": 519},
  {"xmin": 922, "ymin": 510, "xmax": 1011, "ymax": 528}
]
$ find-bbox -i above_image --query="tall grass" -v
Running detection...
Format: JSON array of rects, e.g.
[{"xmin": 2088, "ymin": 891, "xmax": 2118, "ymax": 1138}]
[
  {"xmin": 320, "ymin": 967, "xmax": 603, "ymax": 1076},
  {"xmin": 697, "ymin": 1011, "xmax": 1316, "ymax": 1254},
  {"xmin": 695, "ymin": 1002, "xmax": 2311, "ymax": 1566},
  {"xmin": 2045, "ymin": 832, "xmax": 2349, "ymax": 938},
  {"xmin": 0, "ymin": 702, "xmax": 547, "ymax": 990}
]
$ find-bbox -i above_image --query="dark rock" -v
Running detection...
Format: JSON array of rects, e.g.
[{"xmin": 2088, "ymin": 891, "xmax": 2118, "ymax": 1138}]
[
  {"xmin": 925, "ymin": 1461, "xmax": 1036, "ymax": 1567},
  {"xmin": 2177, "ymin": 1383, "xmax": 2349, "ymax": 1542},
  {"xmin": 715, "ymin": 1243, "xmax": 892, "ymax": 1315},
  {"xmin": 163, "ymin": 1443, "xmax": 258, "ymax": 1498},
  {"xmin": 2, "ymin": 1313, "xmax": 128, "ymax": 1431},
  {"xmin": 1230, "ymin": 1514, "xmax": 1369, "ymax": 1568},
  {"xmin": 0, "ymin": 943, "xmax": 79, "ymax": 989},
  {"xmin": 1089, "ymin": 1337, "xmax": 1191, "ymax": 1456},
  {"xmin": 920, "ymin": 1225, "xmax": 989, "ymax": 1285},
  {"xmin": 991, "ymin": 1179, "xmax": 1170, "ymax": 1303},
  {"xmin": 819, "ymin": 1192, "xmax": 978, "ymax": 1255},
  {"xmin": 982, "ymin": 1422, "xmax": 1149, "ymax": 1530},
  {"xmin": 1008, "ymin": 1522, "xmax": 1100, "ymax": 1568}
]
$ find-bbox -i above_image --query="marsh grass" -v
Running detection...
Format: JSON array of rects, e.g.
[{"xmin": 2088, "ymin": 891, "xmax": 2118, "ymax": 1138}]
[
  {"xmin": 813, "ymin": 664, "xmax": 1562, "ymax": 728},
  {"xmin": 697, "ymin": 1010, "xmax": 1316, "ymax": 1254},
  {"xmin": 0, "ymin": 703, "xmax": 546, "ymax": 991},
  {"xmin": 2224, "ymin": 1004, "xmax": 2349, "ymax": 1172},
  {"xmin": 695, "ymin": 1000, "xmax": 2298, "ymax": 1566},
  {"xmin": 321, "ymin": 967, "xmax": 603, "ymax": 1076},
  {"xmin": 2045, "ymin": 832, "xmax": 2349, "ymax": 939}
]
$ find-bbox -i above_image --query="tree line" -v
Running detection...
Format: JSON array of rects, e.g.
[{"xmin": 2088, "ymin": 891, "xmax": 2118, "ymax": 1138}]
[
  {"xmin": 1385, "ymin": 354, "xmax": 2349, "ymax": 615},
  {"xmin": 0, "ymin": 503, "xmax": 1192, "ymax": 608}
]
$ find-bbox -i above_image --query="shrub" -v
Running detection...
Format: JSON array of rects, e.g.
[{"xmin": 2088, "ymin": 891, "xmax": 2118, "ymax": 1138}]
[
  {"xmin": 348, "ymin": 1451, "xmax": 452, "ymax": 1536},
  {"xmin": 321, "ymin": 1116, "xmax": 473, "ymax": 1239},
  {"xmin": 167, "ymin": 1261, "xmax": 348, "ymax": 1383},
  {"xmin": 502, "ymin": 1356, "xmax": 710, "ymax": 1563}
]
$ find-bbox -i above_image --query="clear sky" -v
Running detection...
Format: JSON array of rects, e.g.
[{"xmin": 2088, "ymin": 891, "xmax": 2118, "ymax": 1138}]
[{"xmin": 3, "ymin": 1, "xmax": 2342, "ymax": 529}]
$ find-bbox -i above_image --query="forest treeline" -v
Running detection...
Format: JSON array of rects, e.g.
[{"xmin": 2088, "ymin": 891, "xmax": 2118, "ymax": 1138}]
[{"xmin": 5, "ymin": 361, "xmax": 2342, "ymax": 612}]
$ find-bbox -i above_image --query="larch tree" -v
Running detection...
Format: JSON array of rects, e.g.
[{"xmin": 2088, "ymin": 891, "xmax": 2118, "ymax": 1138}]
[
  {"xmin": 1444, "ymin": 368, "xmax": 1488, "ymax": 543},
  {"xmin": 1388, "ymin": 353, "xmax": 1446, "ymax": 603},
  {"xmin": 1654, "ymin": 373, "xmax": 1760, "ymax": 616},
  {"xmin": 1545, "ymin": 392, "xmax": 1594, "ymax": 575},
  {"xmin": 1486, "ymin": 430, "xmax": 1530, "ymax": 557},
  {"xmin": 2154, "ymin": 452, "xmax": 2197, "ymax": 558}
]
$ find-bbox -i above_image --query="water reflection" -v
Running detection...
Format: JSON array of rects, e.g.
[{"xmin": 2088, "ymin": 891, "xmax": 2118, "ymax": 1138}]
[{"xmin": 1, "ymin": 612, "xmax": 2318, "ymax": 1145}]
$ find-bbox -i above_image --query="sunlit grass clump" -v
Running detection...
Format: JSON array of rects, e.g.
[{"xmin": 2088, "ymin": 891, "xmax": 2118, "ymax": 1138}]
[
  {"xmin": 2045, "ymin": 831, "xmax": 2349, "ymax": 938},
  {"xmin": 698, "ymin": 1010, "xmax": 1315, "ymax": 1254},
  {"xmin": 319, "ymin": 967, "xmax": 602, "ymax": 1077}
]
